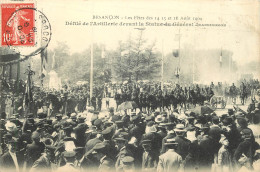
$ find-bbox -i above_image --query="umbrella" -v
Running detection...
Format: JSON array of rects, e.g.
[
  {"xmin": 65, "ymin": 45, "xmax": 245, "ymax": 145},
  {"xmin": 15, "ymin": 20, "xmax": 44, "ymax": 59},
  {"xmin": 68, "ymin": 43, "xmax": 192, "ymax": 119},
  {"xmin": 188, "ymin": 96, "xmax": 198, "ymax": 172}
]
[
  {"xmin": 191, "ymin": 105, "xmax": 214, "ymax": 115},
  {"xmin": 118, "ymin": 101, "xmax": 138, "ymax": 110}
]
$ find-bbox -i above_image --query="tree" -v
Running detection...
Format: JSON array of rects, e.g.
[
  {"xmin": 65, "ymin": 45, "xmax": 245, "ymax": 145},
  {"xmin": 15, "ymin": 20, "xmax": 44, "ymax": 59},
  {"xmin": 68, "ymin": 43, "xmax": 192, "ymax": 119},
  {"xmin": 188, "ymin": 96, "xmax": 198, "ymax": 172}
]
[{"xmin": 112, "ymin": 33, "xmax": 160, "ymax": 82}]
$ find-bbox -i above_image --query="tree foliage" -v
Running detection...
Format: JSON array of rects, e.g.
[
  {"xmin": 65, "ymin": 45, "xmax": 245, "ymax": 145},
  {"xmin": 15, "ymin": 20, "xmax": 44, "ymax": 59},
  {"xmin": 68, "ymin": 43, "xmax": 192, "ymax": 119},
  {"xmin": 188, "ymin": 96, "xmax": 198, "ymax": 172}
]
[{"xmin": 112, "ymin": 33, "xmax": 160, "ymax": 82}]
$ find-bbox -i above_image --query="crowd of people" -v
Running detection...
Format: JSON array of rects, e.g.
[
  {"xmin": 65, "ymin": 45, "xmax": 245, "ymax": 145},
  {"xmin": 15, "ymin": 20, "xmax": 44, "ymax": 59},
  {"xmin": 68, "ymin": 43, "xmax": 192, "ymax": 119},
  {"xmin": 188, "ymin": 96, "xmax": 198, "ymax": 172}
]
[
  {"xmin": 1, "ymin": 79, "xmax": 259, "ymax": 119},
  {"xmin": 0, "ymin": 79, "xmax": 260, "ymax": 172}
]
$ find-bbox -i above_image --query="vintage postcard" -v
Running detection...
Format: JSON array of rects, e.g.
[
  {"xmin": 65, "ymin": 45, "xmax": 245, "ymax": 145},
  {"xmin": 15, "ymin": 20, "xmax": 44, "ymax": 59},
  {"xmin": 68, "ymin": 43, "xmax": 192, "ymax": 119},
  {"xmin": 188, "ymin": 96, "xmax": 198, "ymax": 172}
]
[{"xmin": 0, "ymin": 0, "xmax": 259, "ymax": 172}]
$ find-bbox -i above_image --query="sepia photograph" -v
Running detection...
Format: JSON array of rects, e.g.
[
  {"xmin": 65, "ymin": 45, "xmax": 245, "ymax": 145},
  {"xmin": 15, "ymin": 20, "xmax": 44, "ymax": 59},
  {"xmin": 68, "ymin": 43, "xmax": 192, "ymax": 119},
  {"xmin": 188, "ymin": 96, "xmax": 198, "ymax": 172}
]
[{"xmin": 0, "ymin": 0, "xmax": 260, "ymax": 171}]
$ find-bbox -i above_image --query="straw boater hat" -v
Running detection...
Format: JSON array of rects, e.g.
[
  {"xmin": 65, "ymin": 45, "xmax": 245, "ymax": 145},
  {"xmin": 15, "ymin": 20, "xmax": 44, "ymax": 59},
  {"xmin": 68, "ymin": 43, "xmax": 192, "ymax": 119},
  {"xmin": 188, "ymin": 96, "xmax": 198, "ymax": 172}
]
[
  {"xmin": 164, "ymin": 138, "xmax": 178, "ymax": 145},
  {"xmin": 174, "ymin": 124, "xmax": 186, "ymax": 132}
]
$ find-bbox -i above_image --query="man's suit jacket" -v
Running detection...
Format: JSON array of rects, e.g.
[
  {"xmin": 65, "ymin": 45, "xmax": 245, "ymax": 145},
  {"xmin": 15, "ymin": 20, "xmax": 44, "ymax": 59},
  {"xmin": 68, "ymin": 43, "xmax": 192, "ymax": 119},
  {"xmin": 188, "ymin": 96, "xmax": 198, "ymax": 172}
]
[
  {"xmin": 174, "ymin": 135, "xmax": 191, "ymax": 159},
  {"xmin": 142, "ymin": 151, "xmax": 158, "ymax": 170},
  {"xmin": 25, "ymin": 141, "xmax": 45, "ymax": 168},
  {"xmin": 85, "ymin": 137, "xmax": 102, "ymax": 153},
  {"xmin": 0, "ymin": 151, "xmax": 24, "ymax": 170},
  {"xmin": 157, "ymin": 149, "xmax": 182, "ymax": 172}
]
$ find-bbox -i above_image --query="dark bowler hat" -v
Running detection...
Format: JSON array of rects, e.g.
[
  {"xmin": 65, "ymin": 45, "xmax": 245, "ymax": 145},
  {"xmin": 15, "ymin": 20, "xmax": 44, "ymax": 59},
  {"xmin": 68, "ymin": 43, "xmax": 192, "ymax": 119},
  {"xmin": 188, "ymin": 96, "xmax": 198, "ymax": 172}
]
[
  {"xmin": 222, "ymin": 117, "xmax": 233, "ymax": 126},
  {"xmin": 64, "ymin": 151, "xmax": 76, "ymax": 158},
  {"xmin": 111, "ymin": 115, "xmax": 121, "ymax": 122}
]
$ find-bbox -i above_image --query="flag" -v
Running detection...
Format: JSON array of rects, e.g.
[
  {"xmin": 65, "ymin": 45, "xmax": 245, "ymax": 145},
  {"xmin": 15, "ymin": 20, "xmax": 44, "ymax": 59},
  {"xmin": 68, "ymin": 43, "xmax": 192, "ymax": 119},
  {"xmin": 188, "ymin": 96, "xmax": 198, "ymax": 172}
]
[{"xmin": 41, "ymin": 48, "xmax": 48, "ymax": 78}]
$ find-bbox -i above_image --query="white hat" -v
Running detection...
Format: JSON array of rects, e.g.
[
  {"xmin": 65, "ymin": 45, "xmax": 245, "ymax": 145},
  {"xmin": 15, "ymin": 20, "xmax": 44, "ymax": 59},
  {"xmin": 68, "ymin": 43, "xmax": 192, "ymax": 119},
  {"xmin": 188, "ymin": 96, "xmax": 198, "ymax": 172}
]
[
  {"xmin": 5, "ymin": 121, "xmax": 17, "ymax": 132},
  {"xmin": 174, "ymin": 124, "xmax": 186, "ymax": 132}
]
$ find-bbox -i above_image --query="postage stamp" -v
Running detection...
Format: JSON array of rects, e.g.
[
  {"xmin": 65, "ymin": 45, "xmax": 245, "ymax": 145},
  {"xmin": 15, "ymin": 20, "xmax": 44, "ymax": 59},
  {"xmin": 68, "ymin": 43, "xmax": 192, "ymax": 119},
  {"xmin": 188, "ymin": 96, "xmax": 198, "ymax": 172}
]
[
  {"xmin": 1, "ymin": 2, "xmax": 51, "ymax": 57},
  {"xmin": 1, "ymin": 3, "xmax": 35, "ymax": 46}
]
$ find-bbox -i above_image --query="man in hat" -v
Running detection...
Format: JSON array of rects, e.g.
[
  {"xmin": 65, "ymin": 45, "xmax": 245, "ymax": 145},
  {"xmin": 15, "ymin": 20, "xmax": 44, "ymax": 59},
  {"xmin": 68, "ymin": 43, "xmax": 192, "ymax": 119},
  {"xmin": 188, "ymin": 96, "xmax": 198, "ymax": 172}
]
[
  {"xmin": 93, "ymin": 143, "xmax": 114, "ymax": 171},
  {"xmin": 141, "ymin": 139, "xmax": 158, "ymax": 171},
  {"xmin": 56, "ymin": 151, "xmax": 79, "ymax": 172},
  {"xmin": 74, "ymin": 118, "xmax": 88, "ymax": 147},
  {"xmin": 161, "ymin": 123, "xmax": 176, "ymax": 154},
  {"xmin": 30, "ymin": 145, "xmax": 56, "ymax": 171},
  {"xmin": 173, "ymin": 124, "xmax": 191, "ymax": 160},
  {"xmin": 198, "ymin": 125, "xmax": 220, "ymax": 170},
  {"xmin": 121, "ymin": 156, "xmax": 135, "ymax": 172},
  {"xmin": 73, "ymin": 147, "xmax": 88, "ymax": 169},
  {"xmin": 25, "ymin": 131, "xmax": 45, "ymax": 170},
  {"xmin": 53, "ymin": 114, "xmax": 62, "ymax": 126},
  {"xmin": 0, "ymin": 138, "xmax": 25, "ymax": 172},
  {"xmin": 101, "ymin": 126, "xmax": 118, "ymax": 160},
  {"xmin": 114, "ymin": 133, "xmax": 134, "ymax": 172},
  {"xmin": 142, "ymin": 121, "xmax": 162, "ymax": 158},
  {"xmin": 233, "ymin": 129, "xmax": 259, "ymax": 171},
  {"xmin": 157, "ymin": 138, "xmax": 182, "ymax": 172}
]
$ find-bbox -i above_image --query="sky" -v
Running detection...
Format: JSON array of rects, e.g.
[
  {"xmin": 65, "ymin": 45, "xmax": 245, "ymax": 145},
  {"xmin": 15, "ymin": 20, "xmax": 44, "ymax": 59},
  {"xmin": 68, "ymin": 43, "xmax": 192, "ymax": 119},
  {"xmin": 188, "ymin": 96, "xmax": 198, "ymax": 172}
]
[{"xmin": 27, "ymin": 0, "xmax": 260, "ymax": 65}]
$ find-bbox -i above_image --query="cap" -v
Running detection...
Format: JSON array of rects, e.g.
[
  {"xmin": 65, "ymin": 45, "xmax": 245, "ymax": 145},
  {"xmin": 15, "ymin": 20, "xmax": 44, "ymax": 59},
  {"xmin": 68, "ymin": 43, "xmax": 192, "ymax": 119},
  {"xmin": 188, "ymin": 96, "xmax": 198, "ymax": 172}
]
[
  {"xmin": 111, "ymin": 115, "xmax": 121, "ymax": 122},
  {"xmin": 63, "ymin": 151, "xmax": 76, "ymax": 158},
  {"xmin": 222, "ymin": 117, "xmax": 233, "ymax": 126},
  {"xmin": 93, "ymin": 143, "xmax": 106, "ymax": 151},
  {"xmin": 94, "ymin": 119, "xmax": 102, "ymax": 126},
  {"xmin": 102, "ymin": 127, "xmax": 113, "ymax": 136},
  {"xmin": 122, "ymin": 156, "xmax": 134, "ymax": 164}
]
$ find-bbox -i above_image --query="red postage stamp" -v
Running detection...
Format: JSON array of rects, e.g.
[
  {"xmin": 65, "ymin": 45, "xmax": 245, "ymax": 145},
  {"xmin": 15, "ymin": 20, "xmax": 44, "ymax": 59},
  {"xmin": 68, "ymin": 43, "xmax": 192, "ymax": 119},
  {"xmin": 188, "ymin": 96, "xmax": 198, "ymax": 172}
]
[{"xmin": 1, "ymin": 3, "xmax": 35, "ymax": 46}]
